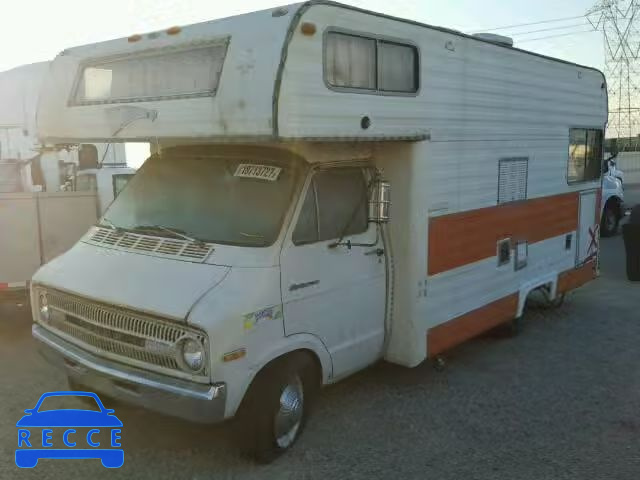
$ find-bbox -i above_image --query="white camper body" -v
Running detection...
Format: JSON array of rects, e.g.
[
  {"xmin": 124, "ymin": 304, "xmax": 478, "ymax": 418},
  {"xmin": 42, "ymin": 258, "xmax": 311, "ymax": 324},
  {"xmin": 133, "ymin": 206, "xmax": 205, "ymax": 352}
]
[{"xmin": 31, "ymin": 2, "xmax": 607, "ymax": 458}]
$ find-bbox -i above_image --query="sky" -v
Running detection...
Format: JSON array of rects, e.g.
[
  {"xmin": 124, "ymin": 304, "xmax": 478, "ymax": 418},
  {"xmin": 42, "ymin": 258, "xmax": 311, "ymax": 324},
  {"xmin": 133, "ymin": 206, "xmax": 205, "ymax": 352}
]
[{"xmin": 0, "ymin": 0, "xmax": 604, "ymax": 166}]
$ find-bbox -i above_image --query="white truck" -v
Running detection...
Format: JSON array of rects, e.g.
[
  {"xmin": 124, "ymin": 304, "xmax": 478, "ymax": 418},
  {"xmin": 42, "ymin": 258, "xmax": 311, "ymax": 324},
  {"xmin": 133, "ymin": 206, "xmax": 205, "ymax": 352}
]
[
  {"xmin": 600, "ymin": 157, "xmax": 625, "ymax": 237},
  {"xmin": 30, "ymin": 2, "xmax": 607, "ymax": 461},
  {"xmin": 0, "ymin": 63, "xmax": 134, "ymax": 294}
]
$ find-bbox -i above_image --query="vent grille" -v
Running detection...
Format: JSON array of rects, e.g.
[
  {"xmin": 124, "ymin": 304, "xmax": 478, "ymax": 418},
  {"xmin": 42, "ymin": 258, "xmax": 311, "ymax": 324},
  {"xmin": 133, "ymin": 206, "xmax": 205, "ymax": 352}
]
[
  {"xmin": 498, "ymin": 157, "xmax": 528, "ymax": 204},
  {"xmin": 84, "ymin": 227, "xmax": 213, "ymax": 262},
  {"xmin": 40, "ymin": 289, "xmax": 208, "ymax": 382}
]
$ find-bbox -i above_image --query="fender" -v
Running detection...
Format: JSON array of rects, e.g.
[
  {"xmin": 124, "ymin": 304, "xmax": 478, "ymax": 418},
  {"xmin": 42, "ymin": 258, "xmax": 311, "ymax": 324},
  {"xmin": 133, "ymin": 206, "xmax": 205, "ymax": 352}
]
[{"xmin": 224, "ymin": 333, "xmax": 332, "ymax": 418}]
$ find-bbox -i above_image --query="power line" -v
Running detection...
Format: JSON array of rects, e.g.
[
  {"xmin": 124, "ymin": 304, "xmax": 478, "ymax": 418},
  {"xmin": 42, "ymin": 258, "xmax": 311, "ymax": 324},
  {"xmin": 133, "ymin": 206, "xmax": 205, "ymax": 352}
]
[
  {"xmin": 509, "ymin": 22, "xmax": 592, "ymax": 36},
  {"xmin": 589, "ymin": 0, "xmax": 640, "ymax": 139},
  {"xmin": 518, "ymin": 29, "xmax": 598, "ymax": 43},
  {"xmin": 472, "ymin": 15, "xmax": 587, "ymax": 33}
]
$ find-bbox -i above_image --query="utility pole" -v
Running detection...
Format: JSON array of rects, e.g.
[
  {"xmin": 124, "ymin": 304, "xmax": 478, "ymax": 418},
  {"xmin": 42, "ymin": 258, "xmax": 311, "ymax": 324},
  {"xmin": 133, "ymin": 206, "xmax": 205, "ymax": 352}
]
[{"xmin": 588, "ymin": 0, "xmax": 640, "ymax": 148}]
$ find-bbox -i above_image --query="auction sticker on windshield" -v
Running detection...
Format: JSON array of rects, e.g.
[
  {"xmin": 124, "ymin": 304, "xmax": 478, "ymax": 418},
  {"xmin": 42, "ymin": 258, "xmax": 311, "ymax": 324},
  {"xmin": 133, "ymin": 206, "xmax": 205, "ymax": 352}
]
[
  {"xmin": 15, "ymin": 391, "xmax": 123, "ymax": 469},
  {"xmin": 234, "ymin": 164, "xmax": 282, "ymax": 181}
]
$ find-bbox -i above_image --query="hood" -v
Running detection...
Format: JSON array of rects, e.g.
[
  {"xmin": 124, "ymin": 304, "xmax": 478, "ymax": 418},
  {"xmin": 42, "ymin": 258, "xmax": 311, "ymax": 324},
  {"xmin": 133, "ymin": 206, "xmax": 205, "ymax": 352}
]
[{"xmin": 33, "ymin": 242, "xmax": 230, "ymax": 320}]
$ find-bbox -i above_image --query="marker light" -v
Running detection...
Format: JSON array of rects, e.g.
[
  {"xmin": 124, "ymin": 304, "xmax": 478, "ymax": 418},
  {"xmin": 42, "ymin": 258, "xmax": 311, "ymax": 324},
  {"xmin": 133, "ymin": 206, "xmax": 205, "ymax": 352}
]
[{"xmin": 301, "ymin": 22, "xmax": 317, "ymax": 36}]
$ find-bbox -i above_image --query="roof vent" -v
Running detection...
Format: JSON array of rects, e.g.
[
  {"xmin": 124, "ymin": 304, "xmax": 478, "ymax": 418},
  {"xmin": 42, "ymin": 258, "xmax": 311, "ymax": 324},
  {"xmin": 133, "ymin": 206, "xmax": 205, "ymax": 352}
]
[{"xmin": 473, "ymin": 33, "xmax": 514, "ymax": 47}]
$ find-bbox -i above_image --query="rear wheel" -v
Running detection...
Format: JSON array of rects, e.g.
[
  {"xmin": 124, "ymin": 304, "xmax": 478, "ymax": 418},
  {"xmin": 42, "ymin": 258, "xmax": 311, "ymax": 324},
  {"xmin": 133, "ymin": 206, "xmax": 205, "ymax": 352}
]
[
  {"xmin": 601, "ymin": 201, "xmax": 620, "ymax": 237},
  {"xmin": 237, "ymin": 353, "xmax": 317, "ymax": 463}
]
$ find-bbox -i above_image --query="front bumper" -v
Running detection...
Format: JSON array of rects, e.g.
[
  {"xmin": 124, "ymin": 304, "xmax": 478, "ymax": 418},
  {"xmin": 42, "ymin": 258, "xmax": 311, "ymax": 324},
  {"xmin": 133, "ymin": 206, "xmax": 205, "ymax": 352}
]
[{"xmin": 33, "ymin": 324, "xmax": 227, "ymax": 424}]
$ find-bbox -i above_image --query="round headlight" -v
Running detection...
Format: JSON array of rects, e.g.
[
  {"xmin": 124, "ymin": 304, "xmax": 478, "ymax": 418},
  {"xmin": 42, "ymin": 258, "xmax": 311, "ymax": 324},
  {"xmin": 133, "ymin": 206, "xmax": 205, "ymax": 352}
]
[
  {"xmin": 179, "ymin": 338, "xmax": 205, "ymax": 372},
  {"xmin": 39, "ymin": 293, "xmax": 50, "ymax": 322}
]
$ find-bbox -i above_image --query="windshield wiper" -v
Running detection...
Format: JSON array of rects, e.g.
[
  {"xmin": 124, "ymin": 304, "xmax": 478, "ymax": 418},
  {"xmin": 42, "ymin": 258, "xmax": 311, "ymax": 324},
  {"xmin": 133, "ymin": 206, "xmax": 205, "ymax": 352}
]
[{"xmin": 132, "ymin": 225, "xmax": 205, "ymax": 245}]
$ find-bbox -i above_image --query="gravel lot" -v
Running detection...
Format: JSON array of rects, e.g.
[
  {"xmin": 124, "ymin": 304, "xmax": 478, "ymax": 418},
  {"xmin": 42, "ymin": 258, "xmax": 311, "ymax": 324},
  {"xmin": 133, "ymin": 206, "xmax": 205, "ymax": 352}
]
[{"xmin": 1, "ymin": 236, "xmax": 639, "ymax": 479}]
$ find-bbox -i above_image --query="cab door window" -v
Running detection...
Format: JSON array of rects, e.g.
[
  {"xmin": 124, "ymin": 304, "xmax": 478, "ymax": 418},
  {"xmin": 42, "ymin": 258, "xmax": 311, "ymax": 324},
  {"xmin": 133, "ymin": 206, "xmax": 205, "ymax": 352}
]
[
  {"xmin": 293, "ymin": 168, "xmax": 368, "ymax": 245},
  {"xmin": 112, "ymin": 174, "xmax": 134, "ymax": 198}
]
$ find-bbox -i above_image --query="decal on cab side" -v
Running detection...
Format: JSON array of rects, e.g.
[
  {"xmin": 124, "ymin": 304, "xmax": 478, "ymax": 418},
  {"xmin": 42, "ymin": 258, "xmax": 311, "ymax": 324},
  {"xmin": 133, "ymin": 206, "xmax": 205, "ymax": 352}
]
[{"xmin": 243, "ymin": 305, "xmax": 283, "ymax": 331}]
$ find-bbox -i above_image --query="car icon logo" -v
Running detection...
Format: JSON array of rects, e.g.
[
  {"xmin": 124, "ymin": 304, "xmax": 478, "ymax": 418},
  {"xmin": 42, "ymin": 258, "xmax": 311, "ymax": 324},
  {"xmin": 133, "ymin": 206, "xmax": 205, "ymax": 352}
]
[{"xmin": 16, "ymin": 391, "xmax": 123, "ymax": 468}]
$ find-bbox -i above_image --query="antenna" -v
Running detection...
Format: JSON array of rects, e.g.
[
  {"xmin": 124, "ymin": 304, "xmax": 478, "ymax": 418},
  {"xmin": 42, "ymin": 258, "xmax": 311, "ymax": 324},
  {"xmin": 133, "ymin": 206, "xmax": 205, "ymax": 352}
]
[{"xmin": 588, "ymin": 0, "xmax": 640, "ymax": 149}]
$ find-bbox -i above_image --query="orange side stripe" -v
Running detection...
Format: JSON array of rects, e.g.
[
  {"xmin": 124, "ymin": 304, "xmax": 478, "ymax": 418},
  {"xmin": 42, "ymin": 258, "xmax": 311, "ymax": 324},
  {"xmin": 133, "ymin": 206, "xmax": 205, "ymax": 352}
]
[
  {"xmin": 427, "ymin": 294, "xmax": 519, "ymax": 358},
  {"xmin": 426, "ymin": 261, "xmax": 596, "ymax": 358},
  {"xmin": 428, "ymin": 192, "xmax": 580, "ymax": 276},
  {"xmin": 558, "ymin": 261, "xmax": 596, "ymax": 294}
]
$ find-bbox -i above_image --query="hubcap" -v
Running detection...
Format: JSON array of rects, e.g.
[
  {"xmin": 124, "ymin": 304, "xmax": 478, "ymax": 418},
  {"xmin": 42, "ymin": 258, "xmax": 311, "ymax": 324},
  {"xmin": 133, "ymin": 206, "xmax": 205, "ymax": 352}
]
[{"xmin": 274, "ymin": 375, "xmax": 304, "ymax": 449}]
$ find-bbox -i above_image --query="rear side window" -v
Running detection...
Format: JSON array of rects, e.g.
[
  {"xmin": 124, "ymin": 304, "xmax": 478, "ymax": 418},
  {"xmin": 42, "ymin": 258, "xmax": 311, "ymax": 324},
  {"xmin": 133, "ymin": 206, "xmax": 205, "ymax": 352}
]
[
  {"xmin": 568, "ymin": 128, "xmax": 603, "ymax": 183},
  {"xmin": 293, "ymin": 168, "xmax": 368, "ymax": 245},
  {"xmin": 325, "ymin": 31, "xmax": 419, "ymax": 94}
]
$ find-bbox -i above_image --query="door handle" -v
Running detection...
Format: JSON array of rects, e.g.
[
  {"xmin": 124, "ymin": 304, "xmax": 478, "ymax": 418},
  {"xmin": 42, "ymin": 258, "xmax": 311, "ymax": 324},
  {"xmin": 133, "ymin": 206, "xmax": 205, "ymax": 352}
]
[
  {"xmin": 364, "ymin": 248, "xmax": 385, "ymax": 257},
  {"xmin": 289, "ymin": 280, "xmax": 320, "ymax": 292}
]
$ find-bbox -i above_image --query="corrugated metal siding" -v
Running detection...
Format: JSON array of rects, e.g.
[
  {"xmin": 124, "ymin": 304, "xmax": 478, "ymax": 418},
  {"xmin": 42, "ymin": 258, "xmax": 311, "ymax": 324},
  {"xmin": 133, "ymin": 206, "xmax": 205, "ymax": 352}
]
[{"xmin": 279, "ymin": 4, "xmax": 607, "ymax": 140}]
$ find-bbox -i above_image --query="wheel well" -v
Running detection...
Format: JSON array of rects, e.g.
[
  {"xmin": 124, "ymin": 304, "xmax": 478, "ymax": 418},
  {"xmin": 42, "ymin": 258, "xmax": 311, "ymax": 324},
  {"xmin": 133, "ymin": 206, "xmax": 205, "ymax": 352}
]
[{"xmin": 240, "ymin": 350, "xmax": 323, "ymax": 411}]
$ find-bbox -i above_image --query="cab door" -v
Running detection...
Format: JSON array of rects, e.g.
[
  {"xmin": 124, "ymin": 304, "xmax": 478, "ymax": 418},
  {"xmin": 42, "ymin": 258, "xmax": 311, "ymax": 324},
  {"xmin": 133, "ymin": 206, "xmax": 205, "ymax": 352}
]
[{"xmin": 280, "ymin": 166, "xmax": 386, "ymax": 380}]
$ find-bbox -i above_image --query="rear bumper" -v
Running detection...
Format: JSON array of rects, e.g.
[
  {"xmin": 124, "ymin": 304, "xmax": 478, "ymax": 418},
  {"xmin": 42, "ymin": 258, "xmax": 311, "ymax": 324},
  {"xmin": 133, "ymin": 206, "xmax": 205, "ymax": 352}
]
[{"xmin": 33, "ymin": 324, "xmax": 227, "ymax": 424}]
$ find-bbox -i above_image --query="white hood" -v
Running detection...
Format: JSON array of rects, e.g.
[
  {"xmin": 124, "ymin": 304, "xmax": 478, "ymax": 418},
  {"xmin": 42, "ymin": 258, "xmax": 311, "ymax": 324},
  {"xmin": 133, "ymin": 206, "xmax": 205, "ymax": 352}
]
[{"xmin": 33, "ymin": 242, "xmax": 230, "ymax": 320}]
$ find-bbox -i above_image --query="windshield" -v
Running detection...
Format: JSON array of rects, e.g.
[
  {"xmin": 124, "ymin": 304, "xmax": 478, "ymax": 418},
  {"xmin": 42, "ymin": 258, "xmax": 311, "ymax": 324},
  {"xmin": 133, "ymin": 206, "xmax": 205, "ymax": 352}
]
[{"xmin": 101, "ymin": 146, "xmax": 306, "ymax": 247}]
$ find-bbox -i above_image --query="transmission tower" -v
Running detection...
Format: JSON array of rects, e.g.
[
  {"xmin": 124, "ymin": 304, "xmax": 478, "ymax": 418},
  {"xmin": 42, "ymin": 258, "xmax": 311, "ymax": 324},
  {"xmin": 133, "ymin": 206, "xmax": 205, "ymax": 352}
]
[{"xmin": 588, "ymin": 1, "xmax": 640, "ymax": 147}]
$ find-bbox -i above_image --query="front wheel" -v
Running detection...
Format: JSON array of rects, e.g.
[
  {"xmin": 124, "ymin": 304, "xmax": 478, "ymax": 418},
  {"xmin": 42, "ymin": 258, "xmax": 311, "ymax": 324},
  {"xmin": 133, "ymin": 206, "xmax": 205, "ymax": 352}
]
[
  {"xmin": 601, "ymin": 202, "xmax": 620, "ymax": 237},
  {"xmin": 237, "ymin": 354, "xmax": 316, "ymax": 463}
]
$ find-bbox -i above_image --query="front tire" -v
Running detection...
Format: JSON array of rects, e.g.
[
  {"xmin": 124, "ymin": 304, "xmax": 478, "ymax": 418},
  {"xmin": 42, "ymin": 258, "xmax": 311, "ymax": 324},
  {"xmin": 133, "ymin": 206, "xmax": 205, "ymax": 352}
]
[
  {"xmin": 237, "ymin": 354, "xmax": 316, "ymax": 463},
  {"xmin": 601, "ymin": 202, "xmax": 620, "ymax": 237}
]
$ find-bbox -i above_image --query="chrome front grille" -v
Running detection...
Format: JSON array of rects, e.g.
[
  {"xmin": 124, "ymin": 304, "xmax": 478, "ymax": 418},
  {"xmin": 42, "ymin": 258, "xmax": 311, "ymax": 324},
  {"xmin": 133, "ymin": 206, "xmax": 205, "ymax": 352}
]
[
  {"xmin": 40, "ymin": 289, "xmax": 208, "ymax": 382},
  {"xmin": 84, "ymin": 227, "xmax": 214, "ymax": 262}
]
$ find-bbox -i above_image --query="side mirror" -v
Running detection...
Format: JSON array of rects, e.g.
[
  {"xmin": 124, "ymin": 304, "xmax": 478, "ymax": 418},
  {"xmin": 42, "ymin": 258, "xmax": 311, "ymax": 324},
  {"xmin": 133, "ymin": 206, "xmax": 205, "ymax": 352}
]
[{"xmin": 368, "ymin": 179, "xmax": 391, "ymax": 224}]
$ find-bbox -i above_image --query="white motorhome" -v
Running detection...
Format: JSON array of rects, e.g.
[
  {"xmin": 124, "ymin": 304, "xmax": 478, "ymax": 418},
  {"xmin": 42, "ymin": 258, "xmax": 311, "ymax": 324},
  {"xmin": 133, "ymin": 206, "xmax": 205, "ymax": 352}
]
[{"xmin": 31, "ymin": 2, "xmax": 607, "ymax": 460}]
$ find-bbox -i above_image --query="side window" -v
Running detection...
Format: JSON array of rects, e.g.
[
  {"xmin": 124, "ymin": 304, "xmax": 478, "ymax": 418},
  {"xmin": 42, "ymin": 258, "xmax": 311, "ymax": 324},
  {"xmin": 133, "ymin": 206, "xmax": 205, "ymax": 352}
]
[
  {"xmin": 378, "ymin": 41, "xmax": 419, "ymax": 92},
  {"xmin": 292, "ymin": 184, "xmax": 319, "ymax": 245},
  {"xmin": 292, "ymin": 168, "xmax": 368, "ymax": 245},
  {"xmin": 325, "ymin": 31, "xmax": 419, "ymax": 94},
  {"xmin": 113, "ymin": 174, "xmax": 134, "ymax": 198},
  {"xmin": 75, "ymin": 174, "xmax": 97, "ymax": 192},
  {"xmin": 325, "ymin": 33, "xmax": 376, "ymax": 90},
  {"xmin": 568, "ymin": 128, "xmax": 603, "ymax": 183},
  {"xmin": 315, "ymin": 168, "xmax": 368, "ymax": 241}
]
